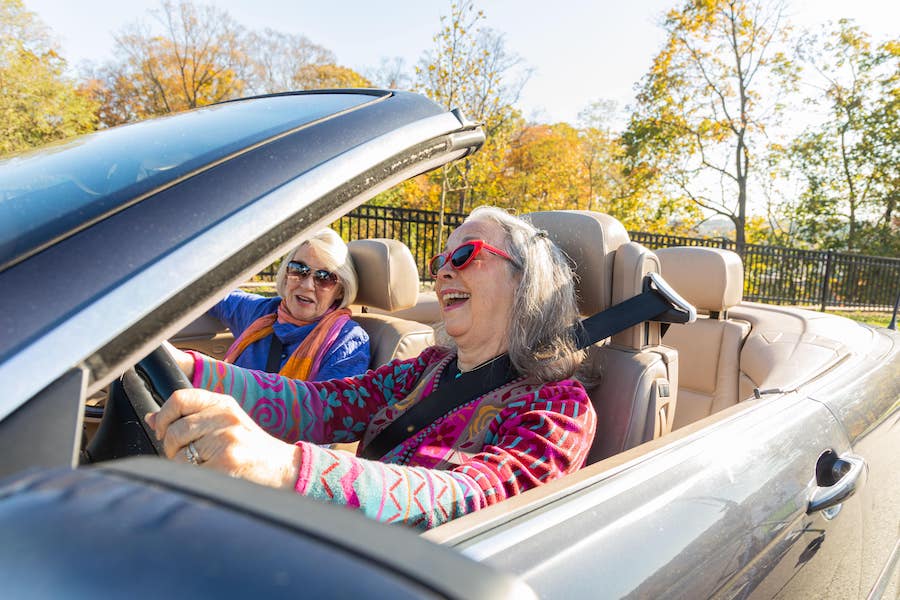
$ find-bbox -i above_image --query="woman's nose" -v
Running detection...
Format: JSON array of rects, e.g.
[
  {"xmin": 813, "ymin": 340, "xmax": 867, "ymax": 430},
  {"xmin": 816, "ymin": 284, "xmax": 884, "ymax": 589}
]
[
  {"xmin": 296, "ymin": 275, "xmax": 316, "ymax": 290},
  {"xmin": 436, "ymin": 261, "xmax": 455, "ymax": 278}
]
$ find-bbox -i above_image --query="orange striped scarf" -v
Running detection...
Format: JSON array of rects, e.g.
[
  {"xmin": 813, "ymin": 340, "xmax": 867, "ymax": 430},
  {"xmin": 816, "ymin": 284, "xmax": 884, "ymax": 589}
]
[{"xmin": 224, "ymin": 301, "xmax": 352, "ymax": 381}]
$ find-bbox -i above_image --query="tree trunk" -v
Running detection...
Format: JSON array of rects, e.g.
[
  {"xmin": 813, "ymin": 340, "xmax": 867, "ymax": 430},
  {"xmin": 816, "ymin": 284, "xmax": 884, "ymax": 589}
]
[
  {"xmin": 735, "ymin": 133, "xmax": 748, "ymax": 253},
  {"xmin": 457, "ymin": 158, "xmax": 471, "ymax": 213},
  {"xmin": 438, "ymin": 165, "xmax": 448, "ymax": 253}
]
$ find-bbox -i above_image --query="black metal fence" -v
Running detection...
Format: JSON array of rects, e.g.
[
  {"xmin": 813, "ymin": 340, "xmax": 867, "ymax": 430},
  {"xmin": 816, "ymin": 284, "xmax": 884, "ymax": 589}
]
[
  {"xmin": 631, "ymin": 232, "xmax": 900, "ymax": 311},
  {"xmin": 263, "ymin": 206, "xmax": 899, "ymax": 311},
  {"xmin": 332, "ymin": 205, "xmax": 466, "ymax": 281},
  {"xmin": 258, "ymin": 205, "xmax": 468, "ymax": 281}
]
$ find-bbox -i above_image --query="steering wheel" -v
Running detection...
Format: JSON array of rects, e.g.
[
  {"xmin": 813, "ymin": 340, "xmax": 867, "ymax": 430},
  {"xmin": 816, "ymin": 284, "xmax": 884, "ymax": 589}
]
[{"xmin": 84, "ymin": 345, "xmax": 192, "ymax": 462}]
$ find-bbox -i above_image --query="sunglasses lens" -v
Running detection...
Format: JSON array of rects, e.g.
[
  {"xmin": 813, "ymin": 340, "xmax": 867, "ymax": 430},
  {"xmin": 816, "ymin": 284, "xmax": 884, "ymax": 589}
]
[
  {"xmin": 429, "ymin": 254, "xmax": 446, "ymax": 276},
  {"xmin": 450, "ymin": 243, "xmax": 476, "ymax": 268},
  {"xmin": 314, "ymin": 270, "xmax": 337, "ymax": 288},
  {"xmin": 287, "ymin": 262, "xmax": 309, "ymax": 278}
]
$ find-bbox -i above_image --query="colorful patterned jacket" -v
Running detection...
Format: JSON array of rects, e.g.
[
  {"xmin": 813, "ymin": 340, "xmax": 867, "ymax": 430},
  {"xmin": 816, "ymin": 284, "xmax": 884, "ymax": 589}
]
[{"xmin": 191, "ymin": 346, "xmax": 597, "ymax": 530}]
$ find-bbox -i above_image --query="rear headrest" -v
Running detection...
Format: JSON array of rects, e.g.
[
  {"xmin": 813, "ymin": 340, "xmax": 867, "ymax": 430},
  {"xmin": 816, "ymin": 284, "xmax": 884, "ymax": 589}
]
[
  {"xmin": 656, "ymin": 247, "xmax": 743, "ymax": 313},
  {"xmin": 348, "ymin": 238, "xmax": 419, "ymax": 312},
  {"xmin": 525, "ymin": 211, "xmax": 630, "ymax": 315}
]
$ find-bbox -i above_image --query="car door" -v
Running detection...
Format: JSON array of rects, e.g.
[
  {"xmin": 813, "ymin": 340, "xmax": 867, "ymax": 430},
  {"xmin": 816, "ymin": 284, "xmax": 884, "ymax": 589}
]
[
  {"xmin": 810, "ymin": 329, "xmax": 900, "ymax": 599},
  {"xmin": 432, "ymin": 391, "xmax": 864, "ymax": 599}
]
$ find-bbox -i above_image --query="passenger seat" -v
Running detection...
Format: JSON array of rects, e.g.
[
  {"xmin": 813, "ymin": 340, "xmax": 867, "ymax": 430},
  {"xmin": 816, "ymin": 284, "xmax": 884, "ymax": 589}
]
[
  {"xmin": 656, "ymin": 247, "xmax": 750, "ymax": 429},
  {"xmin": 348, "ymin": 238, "xmax": 435, "ymax": 368}
]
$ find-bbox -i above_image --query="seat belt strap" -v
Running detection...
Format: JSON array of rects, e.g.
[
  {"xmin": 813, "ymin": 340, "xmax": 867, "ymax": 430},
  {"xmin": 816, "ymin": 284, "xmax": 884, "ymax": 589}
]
[
  {"xmin": 360, "ymin": 355, "xmax": 516, "ymax": 460},
  {"xmin": 265, "ymin": 336, "xmax": 284, "ymax": 373},
  {"xmin": 575, "ymin": 288, "xmax": 672, "ymax": 347}
]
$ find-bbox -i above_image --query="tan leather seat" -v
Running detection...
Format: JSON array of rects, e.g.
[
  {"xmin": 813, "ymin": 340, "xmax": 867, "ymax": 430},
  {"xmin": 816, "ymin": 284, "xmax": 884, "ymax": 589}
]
[
  {"xmin": 363, "ymin": 291, "xmax": 442, "ymax": 328},
  {"xmin": 656, "ymin": 247, "xmax": 750, "ymax": 429},
  {"xmin": 525, "ymin": 211, "xmax": 679, "ymax": 464},
  {"xmin": 347, "ymin": 239, "xmax": 435, "ymax": 368}
]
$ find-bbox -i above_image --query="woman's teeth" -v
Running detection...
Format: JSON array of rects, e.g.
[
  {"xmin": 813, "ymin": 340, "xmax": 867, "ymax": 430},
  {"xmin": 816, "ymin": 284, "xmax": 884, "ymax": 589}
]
[{"xmin": 443, "ymin": 292, "xmax": 470, "ymax": 306}]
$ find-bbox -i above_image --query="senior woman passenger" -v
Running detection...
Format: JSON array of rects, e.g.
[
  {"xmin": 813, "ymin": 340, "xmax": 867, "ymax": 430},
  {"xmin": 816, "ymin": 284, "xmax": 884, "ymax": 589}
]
[
  {"xmin": 210, "ymin": 228, "xmax": 369, "ymax": 380},
  {"xmin": 148, "ymin": 206, "xmax": 596, "ymax": 530}
]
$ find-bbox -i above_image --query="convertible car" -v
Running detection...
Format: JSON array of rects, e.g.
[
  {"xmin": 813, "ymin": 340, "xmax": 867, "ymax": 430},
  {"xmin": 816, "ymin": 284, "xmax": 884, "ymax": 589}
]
[{"xmin": 0, "ymin": 90, "xmax": 897, "ymax": 599}]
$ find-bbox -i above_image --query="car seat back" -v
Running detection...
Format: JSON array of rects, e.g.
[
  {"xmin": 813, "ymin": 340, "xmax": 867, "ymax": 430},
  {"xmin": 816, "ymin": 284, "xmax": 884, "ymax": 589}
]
[
  {"xmin": 525, "ymin": 211, "xmax": 679, "ymax": 464},
  {"xmin": 348, "ymin": 238, "xmax": 434, "ymax": 367},
  {"xmin": 656, "ymin": 247, "xmax": 749, "ymax": 429},
  {"xmin": 585, "ymin": 241, "xmax": 679, "ymax": 462},
  {"xmin": 362, "ymin": 291, "xmax": 442, "ymax": 329}
]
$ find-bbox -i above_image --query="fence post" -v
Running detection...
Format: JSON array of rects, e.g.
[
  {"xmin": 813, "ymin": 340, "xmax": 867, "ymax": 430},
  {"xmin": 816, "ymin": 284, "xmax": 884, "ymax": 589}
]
[
  {"xmin": 889, "ymin": 286, "xmax": 900, "ymax": 331},
  {"xmin": 820, "ymin": 250, "xmax": 834, "ymax": 312}
]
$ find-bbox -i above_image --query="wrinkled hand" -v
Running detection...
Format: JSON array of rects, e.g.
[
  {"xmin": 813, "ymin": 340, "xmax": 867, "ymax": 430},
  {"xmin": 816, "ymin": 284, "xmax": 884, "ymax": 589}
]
[{"xmin": 145, "ymin": 388, "xmax": 301, "ymax": 490}]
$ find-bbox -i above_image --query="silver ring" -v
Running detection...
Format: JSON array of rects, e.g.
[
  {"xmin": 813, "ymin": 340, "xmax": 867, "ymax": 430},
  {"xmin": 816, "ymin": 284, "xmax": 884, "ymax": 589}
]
[{"xmin": 185, "ymin": 441, "xmax": 201, "ymax": 465}]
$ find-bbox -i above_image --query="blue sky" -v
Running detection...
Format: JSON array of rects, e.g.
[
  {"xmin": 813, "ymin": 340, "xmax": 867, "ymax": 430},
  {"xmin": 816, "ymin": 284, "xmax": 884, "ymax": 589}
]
[{"xmin": 25, "ymin": 0, "xmax": 900, "ymax": 125}]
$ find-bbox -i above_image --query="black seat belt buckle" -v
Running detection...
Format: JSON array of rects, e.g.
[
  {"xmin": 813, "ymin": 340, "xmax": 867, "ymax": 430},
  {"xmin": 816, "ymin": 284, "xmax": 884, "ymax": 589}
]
[{"xmin": 645, "ymin": 272, "xmax": 697, "ymax": 325}]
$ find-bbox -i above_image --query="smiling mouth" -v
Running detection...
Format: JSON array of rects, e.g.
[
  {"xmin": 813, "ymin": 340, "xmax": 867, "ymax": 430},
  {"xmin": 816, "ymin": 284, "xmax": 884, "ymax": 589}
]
[
  {"xmin": 442, "ymin": 292, "xmax": 470, "ymax": 308},
  {"xmin": 294, "ymin": 295, "xmax": 315, "ymax": 305}
]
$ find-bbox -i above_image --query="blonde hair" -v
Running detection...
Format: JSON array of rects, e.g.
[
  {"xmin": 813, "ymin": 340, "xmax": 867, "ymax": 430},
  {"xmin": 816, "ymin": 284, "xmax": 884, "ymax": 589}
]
[
  {"xmin": 435, "ymin": 206, "xmax": 583, "ymax": 383},
  {"xmin": 275, "ymin": 229, "xmax": 358, "ymax": 308}
]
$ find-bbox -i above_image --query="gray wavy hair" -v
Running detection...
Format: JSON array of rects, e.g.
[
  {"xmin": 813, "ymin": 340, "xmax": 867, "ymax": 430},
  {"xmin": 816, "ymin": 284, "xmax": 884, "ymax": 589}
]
[
  {"xmin": 436, "ymin": 206, "xmax": 584, "ymax": 383},
  {"xmin": 275, "ymin": 228, "xmax": 358, "ymax": 309}
]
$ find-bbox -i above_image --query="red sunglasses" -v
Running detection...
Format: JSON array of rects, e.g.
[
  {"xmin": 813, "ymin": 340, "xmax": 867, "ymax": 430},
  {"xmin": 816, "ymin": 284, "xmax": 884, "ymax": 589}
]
[{"xmin": 428, "ymin": 240, "xmax": 517, "ymax": 276}]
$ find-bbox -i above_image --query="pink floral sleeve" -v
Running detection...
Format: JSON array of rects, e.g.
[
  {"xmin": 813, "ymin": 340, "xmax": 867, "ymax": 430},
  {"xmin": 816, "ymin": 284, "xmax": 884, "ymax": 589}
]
[{"xmin": 188, "ymin": 347, "xmax": 446, "ymax": 444}]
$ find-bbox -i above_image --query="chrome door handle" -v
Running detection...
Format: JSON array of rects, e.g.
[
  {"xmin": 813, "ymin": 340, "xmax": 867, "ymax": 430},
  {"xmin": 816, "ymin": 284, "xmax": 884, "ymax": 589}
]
[{"xmin": 807, "ymin": 454, "xmax": 866, "ymax": 514}]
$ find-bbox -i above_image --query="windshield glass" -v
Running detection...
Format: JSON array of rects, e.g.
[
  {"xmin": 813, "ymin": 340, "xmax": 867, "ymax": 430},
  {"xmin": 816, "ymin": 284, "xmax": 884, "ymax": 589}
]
[{"xmin": 0, "ymin": 92, "xmax": 382, "ymax": 269}]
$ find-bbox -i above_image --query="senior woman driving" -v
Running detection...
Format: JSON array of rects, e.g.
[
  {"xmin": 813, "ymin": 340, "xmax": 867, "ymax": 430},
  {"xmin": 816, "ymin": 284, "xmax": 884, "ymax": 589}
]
[
  {"xmin": 210, "ymin": 228, "xmax": 370, "ymax": 380},
  {"xmin": 148, "ymin": 206, "xmax": 596, "ymax": 530}
]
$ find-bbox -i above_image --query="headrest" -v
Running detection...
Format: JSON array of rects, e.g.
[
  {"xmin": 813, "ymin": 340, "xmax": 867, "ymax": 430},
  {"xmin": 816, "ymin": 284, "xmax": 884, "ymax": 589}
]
[
  {"xmin": 348, "ymin": 238, "xmax": 419, "ymax": 312},
  {"xmin": 611, "ymin": 241, "xmax": 662, "ymax": 349},
  {"xmin": 656, "ymin": 247, "xmax": 743, "ymax": 313},
  {"xmin": 524, "ymin": 211, "xmax": 630, "ymax": 315}
]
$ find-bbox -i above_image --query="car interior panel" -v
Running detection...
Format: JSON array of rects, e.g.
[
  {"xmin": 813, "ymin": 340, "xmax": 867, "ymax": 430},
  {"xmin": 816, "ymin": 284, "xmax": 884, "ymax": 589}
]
[
  {"xmin": 0, "ymin": 368, "xmax": 86, "ymax": 479},
  {"xmin": 730, "ymin": 302, "xmax": 862, "ymax": 399},
  {"xmin": 167, "ymin": 311, "xmax": 235, "ymax": 359}
]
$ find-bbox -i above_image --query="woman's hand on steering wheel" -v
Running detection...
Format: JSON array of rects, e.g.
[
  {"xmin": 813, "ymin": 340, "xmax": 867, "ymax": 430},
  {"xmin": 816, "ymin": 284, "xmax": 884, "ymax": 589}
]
[
  {"xmin": 145, "ymin": 388, "xmax": 302, "ymax": 490},
  {"xmin": 160, "ymin": 341, "xmax": 195, "ymax": 382}
]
